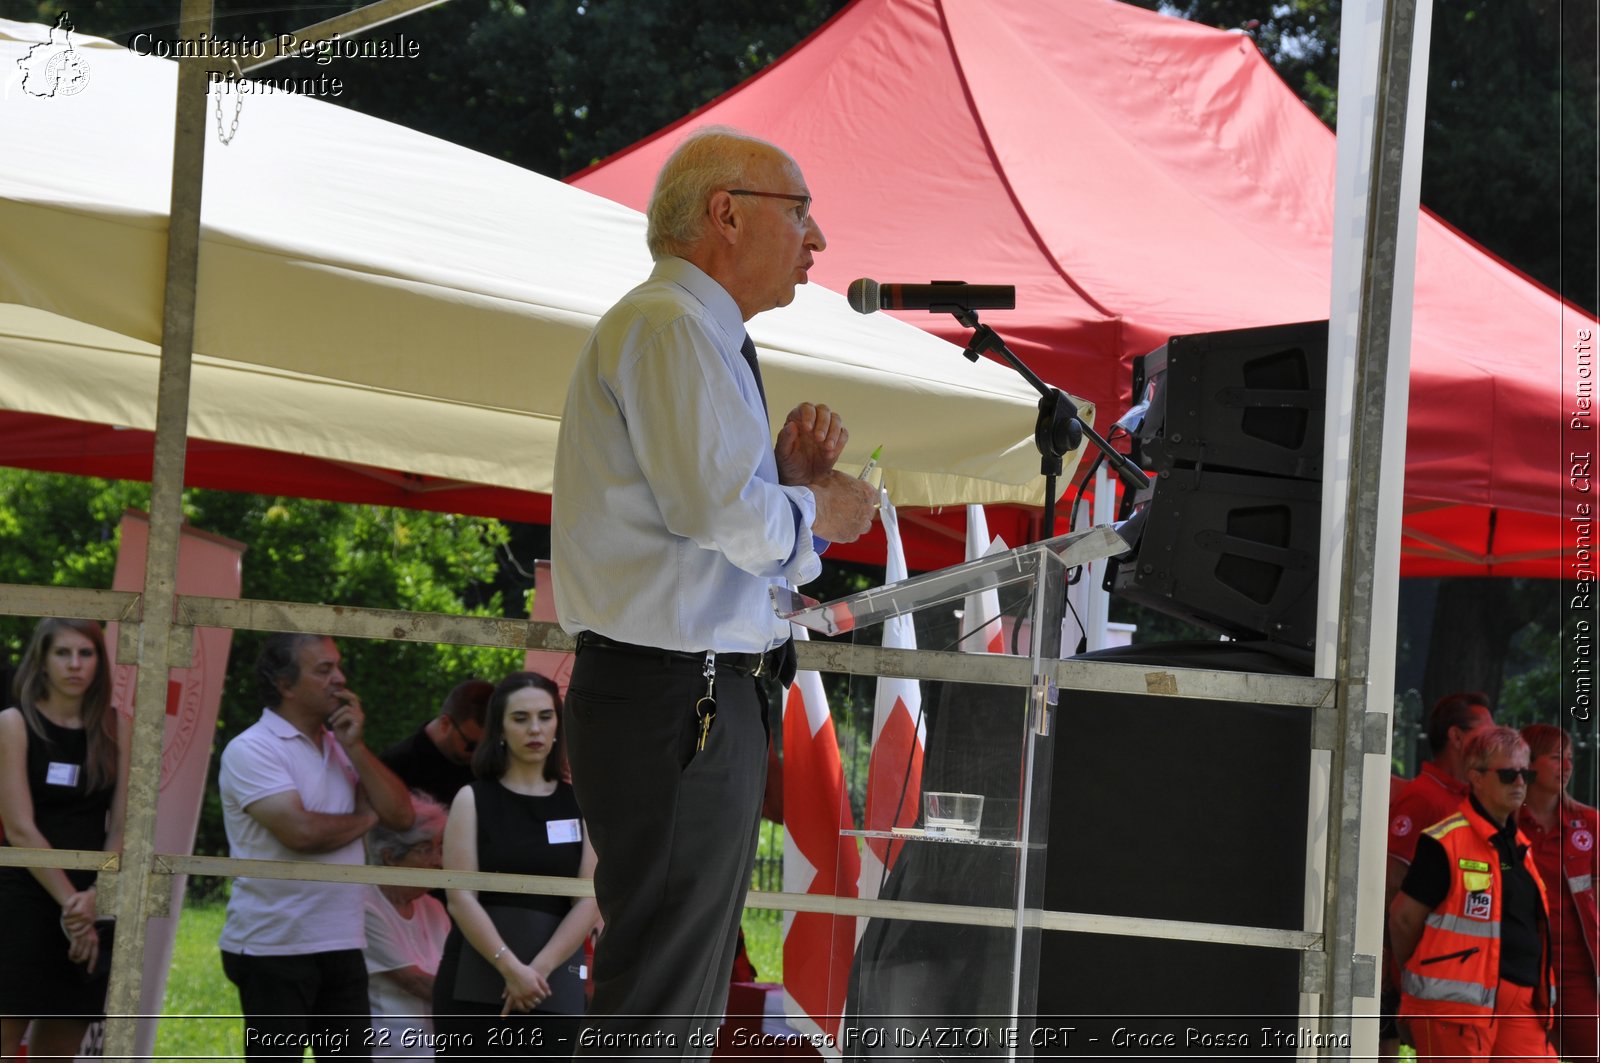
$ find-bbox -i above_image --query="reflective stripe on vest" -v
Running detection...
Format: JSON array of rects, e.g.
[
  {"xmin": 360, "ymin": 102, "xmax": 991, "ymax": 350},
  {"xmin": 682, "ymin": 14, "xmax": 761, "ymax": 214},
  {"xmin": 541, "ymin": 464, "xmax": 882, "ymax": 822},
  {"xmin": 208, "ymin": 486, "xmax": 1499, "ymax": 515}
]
[
  {"xmin": 1571, "ymin": 874, "xmax": 1594, "ymax": 894},
  {"xmin": 1398, "ymin": 803, "xmax": 1551, "ymax": 1024},
  {"xmin": 1400, "ymin": 969, "xmax": 1497, "ymax": 1009},
  {"xmin": 1422, "ymin": 912, "xmax": 1503, "ymax": 939},
  {"xmin": 1426, "ymin": 812, "xmax": 1470, "ymax": 840}
]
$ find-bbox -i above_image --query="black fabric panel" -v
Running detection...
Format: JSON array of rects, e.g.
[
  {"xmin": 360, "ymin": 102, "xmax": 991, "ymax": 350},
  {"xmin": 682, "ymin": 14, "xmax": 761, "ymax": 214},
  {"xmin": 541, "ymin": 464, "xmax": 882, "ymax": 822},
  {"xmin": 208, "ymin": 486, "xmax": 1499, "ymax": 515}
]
[
  {"xmin": 1037, "ymin": 642, "xmax": 1313, "ymax": 1054},
  {"xmin": 844, "ymin": 642, "xmax": 1315, "ymax": 1056}
]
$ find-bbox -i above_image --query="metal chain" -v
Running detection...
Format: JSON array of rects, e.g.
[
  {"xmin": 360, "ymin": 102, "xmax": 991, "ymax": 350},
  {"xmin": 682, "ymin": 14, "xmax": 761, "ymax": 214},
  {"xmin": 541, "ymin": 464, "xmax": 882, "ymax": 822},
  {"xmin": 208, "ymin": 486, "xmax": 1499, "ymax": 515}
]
[{"xmin": 214, "ymin": 60, "xmax": 243, "ymax": 145}]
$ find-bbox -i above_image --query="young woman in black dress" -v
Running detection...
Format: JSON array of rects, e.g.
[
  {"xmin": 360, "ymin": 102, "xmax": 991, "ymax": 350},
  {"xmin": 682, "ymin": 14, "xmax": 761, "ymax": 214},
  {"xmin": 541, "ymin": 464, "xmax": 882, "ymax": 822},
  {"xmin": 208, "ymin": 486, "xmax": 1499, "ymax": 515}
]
[
  {"xmin": 0, "ymin": 618, "xmax": 130, "ymax": 1060},
  {"xmin": 434, "ymin": 671, "xmax": 598, "ymax": 1057}
]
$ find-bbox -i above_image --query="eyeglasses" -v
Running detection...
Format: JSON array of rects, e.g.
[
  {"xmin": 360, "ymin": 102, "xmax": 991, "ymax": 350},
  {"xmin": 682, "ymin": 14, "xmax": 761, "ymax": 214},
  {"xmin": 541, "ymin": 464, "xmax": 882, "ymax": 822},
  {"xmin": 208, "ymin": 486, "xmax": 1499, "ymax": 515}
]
[
  {"xmin": 1476, "ymin": 767, "xmax": 1536, "ymax": 784},
  {"xmin": 444, "ymin": 716, "xmax": 478, "ymax": 755},
  {"xmin": 727, "ymin": 189, "xmax": 811, "ymax": 223}
]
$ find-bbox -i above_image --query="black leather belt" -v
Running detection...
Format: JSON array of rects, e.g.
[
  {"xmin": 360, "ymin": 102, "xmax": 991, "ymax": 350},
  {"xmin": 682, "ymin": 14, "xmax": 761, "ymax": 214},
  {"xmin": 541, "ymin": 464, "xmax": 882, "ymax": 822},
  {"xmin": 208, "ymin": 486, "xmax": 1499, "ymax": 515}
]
[{"xmin": 574, "ymin": 631, "xmax": 785, "ymax": 678}]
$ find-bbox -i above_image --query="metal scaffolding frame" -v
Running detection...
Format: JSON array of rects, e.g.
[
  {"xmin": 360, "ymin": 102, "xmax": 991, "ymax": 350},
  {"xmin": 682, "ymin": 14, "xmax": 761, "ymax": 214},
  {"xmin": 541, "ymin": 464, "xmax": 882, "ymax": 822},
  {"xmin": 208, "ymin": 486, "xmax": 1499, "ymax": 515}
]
[
  {"xmin": 0, "ymin": 0, "xmax": 1431, "ymax": 1055},
  {"xmin": 0, "ymin": 586, "xmax": 1338, "ymax": 1052}
]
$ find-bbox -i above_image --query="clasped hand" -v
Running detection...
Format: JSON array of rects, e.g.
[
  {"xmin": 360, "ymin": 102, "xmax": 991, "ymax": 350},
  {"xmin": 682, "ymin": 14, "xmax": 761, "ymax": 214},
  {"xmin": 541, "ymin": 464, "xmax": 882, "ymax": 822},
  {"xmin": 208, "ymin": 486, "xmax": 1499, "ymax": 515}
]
[
  {"xmin": 774, "ymin": 402, "xmax": 847, "ymax": 486},
  {"xmin": 500, "ymin": 958, "xmax": 553, "ymax": 1015},
  {"xmin": 775, "ymin": 403, "xmax": 877, "ymax": 544},
  {"xmin": 61, "ymin": 889, "xmax": 101, "ymax": 967}
]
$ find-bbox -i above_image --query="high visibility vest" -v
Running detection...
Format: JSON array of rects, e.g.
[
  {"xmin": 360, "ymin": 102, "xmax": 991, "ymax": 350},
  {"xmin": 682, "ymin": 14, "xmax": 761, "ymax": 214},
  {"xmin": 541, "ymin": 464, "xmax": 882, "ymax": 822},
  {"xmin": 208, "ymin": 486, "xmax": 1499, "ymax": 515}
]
[{"xmin": 1399, "ymin": 800, "xmax": 1553, "ymax": 1024}]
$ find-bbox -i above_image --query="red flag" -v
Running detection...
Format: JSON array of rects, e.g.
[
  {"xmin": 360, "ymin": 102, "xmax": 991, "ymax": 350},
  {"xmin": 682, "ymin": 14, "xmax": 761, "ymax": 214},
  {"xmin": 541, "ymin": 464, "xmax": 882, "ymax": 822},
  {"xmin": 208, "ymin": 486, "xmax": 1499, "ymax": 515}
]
[
  {"xmin": 859, "ymin": 494, "xmax": 925, "ymax": 899},
  {"xmin": 962, "ymin": 504, "xmax": 1008, "ymax": 654},
  {"xmin": 781, "ymin": 628, "xmax": 859, "ymax": 1042}
]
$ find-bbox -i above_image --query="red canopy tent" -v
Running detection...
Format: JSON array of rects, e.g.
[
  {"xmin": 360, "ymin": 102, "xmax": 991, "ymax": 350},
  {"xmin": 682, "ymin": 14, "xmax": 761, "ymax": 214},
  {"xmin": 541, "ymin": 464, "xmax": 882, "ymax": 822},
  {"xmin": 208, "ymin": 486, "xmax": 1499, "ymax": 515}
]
[{"xmin": 571, "ymin": 0, "xmax": 1593, "ymax": 577}]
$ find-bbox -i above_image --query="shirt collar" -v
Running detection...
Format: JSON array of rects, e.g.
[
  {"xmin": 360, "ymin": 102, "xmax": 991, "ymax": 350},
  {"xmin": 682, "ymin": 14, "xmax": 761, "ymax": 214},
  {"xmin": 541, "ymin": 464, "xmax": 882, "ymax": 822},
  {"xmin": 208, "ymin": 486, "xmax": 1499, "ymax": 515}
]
[
  {"xmin": 652, "ymin": 257, "xmax": 747, "ymax": 349},
  {"xmin": 1420, "ymin": 760, "xmax": 1469, "ymax": 795},
  {"xmin": 260, "ymin": 706, "xmax": 319, "ymax": 746},
  {"xmin": 1468, "ymin": 792, "xmax": 1520, "ymax": 841}
]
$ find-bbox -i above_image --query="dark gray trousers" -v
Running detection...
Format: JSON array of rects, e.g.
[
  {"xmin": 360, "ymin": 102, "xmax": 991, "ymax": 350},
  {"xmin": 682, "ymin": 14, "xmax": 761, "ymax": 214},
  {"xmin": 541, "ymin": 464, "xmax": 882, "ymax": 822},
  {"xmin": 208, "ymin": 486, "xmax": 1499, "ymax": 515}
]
[
  {"xmin": 564, "ymin": 645, "xmax": 768, "ymax": 1060},
  {"xmin": 220, "ymin": 948, "xmax": 371, "ymax": 1061}
]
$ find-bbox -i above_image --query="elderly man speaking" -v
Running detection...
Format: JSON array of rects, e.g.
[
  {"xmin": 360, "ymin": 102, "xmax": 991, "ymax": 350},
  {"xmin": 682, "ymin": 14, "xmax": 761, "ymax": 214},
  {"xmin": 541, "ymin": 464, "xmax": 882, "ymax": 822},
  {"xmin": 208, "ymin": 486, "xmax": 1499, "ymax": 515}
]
[{"xmin": 552, "ymin": 127, "xmax": 876, "ymax": 1056}]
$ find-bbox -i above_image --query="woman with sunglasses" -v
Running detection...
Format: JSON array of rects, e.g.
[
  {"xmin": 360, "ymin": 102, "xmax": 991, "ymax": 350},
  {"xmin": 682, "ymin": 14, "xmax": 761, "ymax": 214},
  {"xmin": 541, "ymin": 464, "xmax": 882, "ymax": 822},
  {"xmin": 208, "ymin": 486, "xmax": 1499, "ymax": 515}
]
[
  {"xmin": 1519, "ymin": 724, "xmax": 1599, "ymax": 1063},
  {"xmin": 433, "ymin": 672, "xmax": 598, "ymax": 1057},
  {"xmin": 1391, "ymin": 725, "xmax": 1556, "ymax": 1060}
]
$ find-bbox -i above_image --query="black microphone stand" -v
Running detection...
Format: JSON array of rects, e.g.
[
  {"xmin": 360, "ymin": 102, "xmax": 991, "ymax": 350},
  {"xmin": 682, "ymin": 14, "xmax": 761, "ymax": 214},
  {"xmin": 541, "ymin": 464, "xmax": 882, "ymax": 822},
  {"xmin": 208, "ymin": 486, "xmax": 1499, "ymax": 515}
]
[{"xmin": 951, "ymin": 307, "xmax": 1150, "ymax": 544}]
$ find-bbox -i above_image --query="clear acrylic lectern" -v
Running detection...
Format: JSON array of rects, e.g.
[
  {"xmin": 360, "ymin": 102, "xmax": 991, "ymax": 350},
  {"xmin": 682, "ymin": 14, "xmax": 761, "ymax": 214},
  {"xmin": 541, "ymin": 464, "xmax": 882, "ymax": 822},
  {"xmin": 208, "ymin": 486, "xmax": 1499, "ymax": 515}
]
[{"xmin": 773, "ymin": 525, "xmax": 1131, "ymax": 1053}]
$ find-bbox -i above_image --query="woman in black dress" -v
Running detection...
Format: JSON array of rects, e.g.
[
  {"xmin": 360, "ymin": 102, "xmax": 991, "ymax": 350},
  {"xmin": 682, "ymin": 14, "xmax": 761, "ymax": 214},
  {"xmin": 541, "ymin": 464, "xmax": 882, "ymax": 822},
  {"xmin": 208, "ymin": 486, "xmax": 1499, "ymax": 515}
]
[
  {"xmin": 434, "ymin": 671, "xmax": 598, "ymax": 1058},
  {"xmin": 0, "ymin": 618, "xmax": 130, "ymax": 1060}
]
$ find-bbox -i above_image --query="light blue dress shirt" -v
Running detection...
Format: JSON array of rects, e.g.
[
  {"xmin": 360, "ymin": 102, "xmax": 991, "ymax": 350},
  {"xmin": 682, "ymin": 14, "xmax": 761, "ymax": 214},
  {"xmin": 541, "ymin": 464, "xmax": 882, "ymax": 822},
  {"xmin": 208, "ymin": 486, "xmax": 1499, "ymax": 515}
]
[{"xmin": 551, "ymin": 257, "xmax": 821, "ymax": 654}]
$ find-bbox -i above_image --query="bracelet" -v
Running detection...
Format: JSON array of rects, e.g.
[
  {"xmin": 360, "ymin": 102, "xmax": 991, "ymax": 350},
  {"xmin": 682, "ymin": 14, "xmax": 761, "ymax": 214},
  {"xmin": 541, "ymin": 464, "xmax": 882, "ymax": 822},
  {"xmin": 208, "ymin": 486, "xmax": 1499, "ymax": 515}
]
[{"xmin": 492, "ymin": 944, "xmax": 509, "ymax": 964}]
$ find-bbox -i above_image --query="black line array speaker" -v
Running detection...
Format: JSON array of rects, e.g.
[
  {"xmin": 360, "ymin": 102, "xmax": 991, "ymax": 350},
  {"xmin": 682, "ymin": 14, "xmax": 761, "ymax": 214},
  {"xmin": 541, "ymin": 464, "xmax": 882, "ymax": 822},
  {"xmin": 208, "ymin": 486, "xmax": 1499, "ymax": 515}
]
[
  {"xmin": 1111, "ymin": 468, "xmax": 1322, "ymax": 647},
  {"xmin": 1108, "ymin": 320, "xmax": 1328, "ymax": 650},
  {"xmin": 1139, "ymin": 320, "xmax": 1328, "ymax": 479}
]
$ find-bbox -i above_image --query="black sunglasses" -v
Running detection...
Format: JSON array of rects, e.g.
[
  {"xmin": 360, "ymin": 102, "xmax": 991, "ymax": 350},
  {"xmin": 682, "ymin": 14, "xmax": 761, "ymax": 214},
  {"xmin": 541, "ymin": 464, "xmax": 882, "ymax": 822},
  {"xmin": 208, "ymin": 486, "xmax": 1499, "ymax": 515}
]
[{"xmin": 1478, "ymin": 767, "xmax": 1536, "ymax": 784}]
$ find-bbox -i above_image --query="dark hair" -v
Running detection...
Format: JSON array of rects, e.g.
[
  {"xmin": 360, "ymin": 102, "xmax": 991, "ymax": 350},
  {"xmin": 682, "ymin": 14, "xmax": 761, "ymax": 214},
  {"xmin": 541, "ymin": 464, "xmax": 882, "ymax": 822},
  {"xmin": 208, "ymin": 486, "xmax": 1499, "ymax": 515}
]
[
  {"xmin": 442, "ymin": 679, "xmax": 494, "ymax": 727},
  {"xmin": 256, "ymin": 633, "xmax": 325, "ymax": 708},
  {"xmin": 1427, "ymin": 691, "xmax": 1492, "ymax": 755},
  {"xmin": 473, "ymin": 671, "xmax": 564, "ymax": 783},
  {"xmin": 1520, "ymin": 723, "xmax": 1571, "ymax": 762},
  {"xmin": 12, "ymin": 618, "xmax": 118, "ymax": 792}
]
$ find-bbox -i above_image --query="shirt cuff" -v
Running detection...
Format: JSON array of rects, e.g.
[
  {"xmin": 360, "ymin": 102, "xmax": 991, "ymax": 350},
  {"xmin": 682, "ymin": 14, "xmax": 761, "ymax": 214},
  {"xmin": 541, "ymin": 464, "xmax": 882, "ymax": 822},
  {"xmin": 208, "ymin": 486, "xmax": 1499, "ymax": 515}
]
[{"xmin": 782, "ymin": 487, "xmax": 823, "ymax": 583}]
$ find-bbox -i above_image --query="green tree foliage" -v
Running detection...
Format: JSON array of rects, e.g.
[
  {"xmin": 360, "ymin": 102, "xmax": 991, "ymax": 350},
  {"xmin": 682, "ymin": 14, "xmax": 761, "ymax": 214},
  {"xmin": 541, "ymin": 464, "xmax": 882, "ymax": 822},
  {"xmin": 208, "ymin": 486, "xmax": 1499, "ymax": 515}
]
[
  {"xmin": 1421, "ymin": 0, "xmax": 1597, "ymax": 313},
  {"xmin": 0, "ymin": 470, "xmax": 523, "ymax": 865},
  {"xmin": 0, "ymin": 471, "xmax": 153, "ymax": 662},
  {"xmin": 1416, "ymin": 578, "xmax": 1556, "ymax": 718}
]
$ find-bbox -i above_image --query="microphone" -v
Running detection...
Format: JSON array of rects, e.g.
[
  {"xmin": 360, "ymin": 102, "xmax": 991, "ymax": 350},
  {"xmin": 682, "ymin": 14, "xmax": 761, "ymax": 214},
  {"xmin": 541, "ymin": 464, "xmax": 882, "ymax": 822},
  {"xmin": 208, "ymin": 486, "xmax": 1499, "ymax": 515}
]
[{"xmin": 847, "ymin": 278, "xmax": 1016, "ymax": 314}]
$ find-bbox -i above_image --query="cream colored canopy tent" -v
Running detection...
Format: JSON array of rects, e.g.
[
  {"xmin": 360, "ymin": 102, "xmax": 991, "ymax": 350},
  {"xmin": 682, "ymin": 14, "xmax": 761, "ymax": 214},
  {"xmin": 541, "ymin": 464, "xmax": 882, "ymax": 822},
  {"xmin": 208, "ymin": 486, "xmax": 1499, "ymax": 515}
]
[{"xmin": 0, "ymin": 18, "xmax": 1079, "ymax": 514}]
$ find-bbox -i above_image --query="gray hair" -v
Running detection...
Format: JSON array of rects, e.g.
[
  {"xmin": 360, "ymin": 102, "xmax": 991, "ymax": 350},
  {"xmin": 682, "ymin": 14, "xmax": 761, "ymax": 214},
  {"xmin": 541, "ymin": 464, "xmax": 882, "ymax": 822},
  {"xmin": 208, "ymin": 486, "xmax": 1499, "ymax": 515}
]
[
  {"xmin": 366, "ymin": 790, "xmax": 448, "ymax": 865},
  {"xmin": 646, "ymin": 126, "xmax": 780, "ymax": 261},
  {"xmin": 1463, "ymin": 725, "xmax": 1529, "ymax": 772}
]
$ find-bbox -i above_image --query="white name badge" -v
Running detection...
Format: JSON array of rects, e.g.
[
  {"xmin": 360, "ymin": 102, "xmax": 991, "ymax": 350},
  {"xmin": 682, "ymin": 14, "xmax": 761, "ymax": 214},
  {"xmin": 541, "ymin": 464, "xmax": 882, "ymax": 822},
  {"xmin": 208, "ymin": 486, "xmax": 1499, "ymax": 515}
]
[
  {"xmin": 46, "ymin": 761, "xmax": 81, "ymax": 788},
  {"xmin": 547, "ymin": 818, "xmax": 582, "ymax": 845}
]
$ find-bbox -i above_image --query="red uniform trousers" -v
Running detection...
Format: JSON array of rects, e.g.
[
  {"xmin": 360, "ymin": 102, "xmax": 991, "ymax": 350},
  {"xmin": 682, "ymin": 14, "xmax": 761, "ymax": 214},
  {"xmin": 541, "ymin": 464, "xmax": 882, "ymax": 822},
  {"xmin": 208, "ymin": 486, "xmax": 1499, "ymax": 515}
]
[{"xmin": 1409, "ymin": 981, "xmax": 1556, "ymax": 1061}]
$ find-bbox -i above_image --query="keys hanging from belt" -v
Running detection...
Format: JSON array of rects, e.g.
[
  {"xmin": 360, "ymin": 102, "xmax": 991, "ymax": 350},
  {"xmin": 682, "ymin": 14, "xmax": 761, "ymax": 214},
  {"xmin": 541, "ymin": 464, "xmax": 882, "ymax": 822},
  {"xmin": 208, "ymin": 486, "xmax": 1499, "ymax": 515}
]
[{"xmin": 696, "ymin": 651, "xmax": 716, "ymax": 751}]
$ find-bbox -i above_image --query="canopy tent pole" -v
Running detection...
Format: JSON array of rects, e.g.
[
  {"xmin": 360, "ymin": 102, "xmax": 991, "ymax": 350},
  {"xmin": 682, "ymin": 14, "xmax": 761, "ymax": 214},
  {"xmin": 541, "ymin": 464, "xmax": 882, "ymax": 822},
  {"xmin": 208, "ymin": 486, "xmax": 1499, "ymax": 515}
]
[
  {"xmin": 98, "ymin": 0, "xmax": 212, "ymax": 1054},
  {"xmin": 1310, "ymin": 0, "xmax": 1435, "ymax": 1052}
]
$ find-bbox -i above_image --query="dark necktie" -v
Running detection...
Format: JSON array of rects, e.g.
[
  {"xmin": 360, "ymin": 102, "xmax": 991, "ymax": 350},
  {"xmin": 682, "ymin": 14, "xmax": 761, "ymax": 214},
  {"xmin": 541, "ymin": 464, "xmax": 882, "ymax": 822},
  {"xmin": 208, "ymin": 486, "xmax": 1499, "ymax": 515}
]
[
  {"xmin": 740, "ymin": 333, "xmax": 768, "ymax": 418},
  {"xmin": 743, "ymin": 332, "xmax": 795, "ymax": 682}
]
